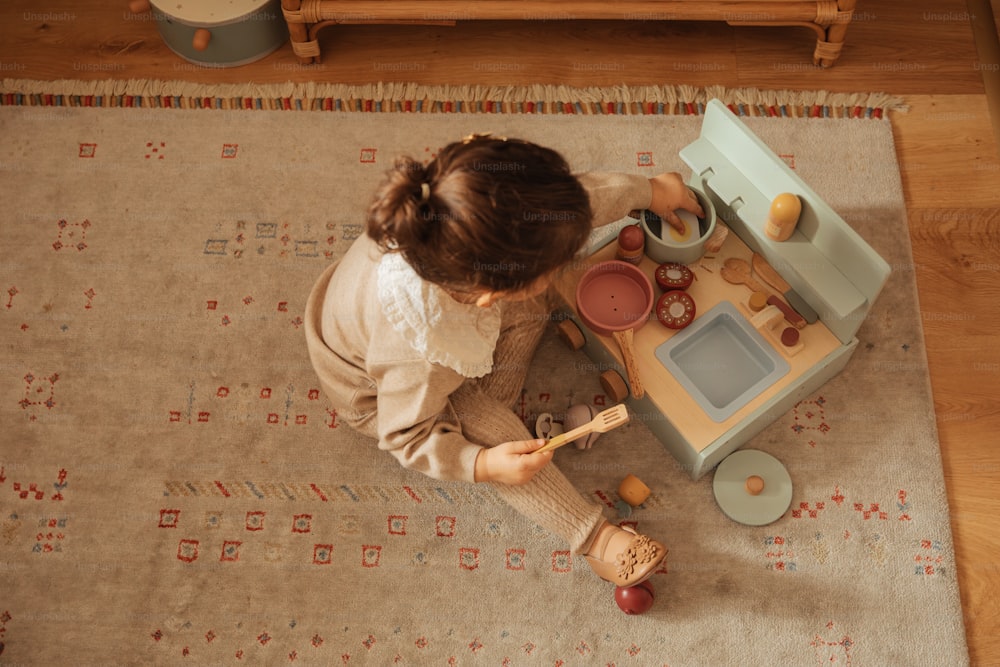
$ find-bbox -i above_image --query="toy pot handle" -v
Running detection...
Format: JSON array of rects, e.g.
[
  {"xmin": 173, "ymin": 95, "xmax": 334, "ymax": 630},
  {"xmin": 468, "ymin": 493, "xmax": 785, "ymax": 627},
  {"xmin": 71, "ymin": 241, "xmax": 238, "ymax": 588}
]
[{"xmin": 611, "ymin": 329, "xmax": 644, "ymax": 399}]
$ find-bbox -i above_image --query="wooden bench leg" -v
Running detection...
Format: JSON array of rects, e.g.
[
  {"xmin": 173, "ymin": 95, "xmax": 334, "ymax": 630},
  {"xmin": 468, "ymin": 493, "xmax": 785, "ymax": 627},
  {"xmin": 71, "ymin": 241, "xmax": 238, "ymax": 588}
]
[
  {"xmin": 814, "ymin": 0, "xmax": 857, "ymax": 67},
  {"xmin": 281, "ymin": 0, "xmax": 321, "ymax": 64}
]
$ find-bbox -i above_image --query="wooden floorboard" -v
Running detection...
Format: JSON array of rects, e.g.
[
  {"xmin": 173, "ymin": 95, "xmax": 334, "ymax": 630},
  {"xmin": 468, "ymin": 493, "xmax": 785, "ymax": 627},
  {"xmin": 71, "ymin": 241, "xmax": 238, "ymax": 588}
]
[{"xmin": 2, "ymin": 0, "xmax": 999, "ymax": 663}]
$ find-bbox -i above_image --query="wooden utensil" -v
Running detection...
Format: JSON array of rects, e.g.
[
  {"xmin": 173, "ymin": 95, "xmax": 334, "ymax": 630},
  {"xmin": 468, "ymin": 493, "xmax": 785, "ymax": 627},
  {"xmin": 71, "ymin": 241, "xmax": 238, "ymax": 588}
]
[
  {"xmin": 612, "ymin": 328, "xmax": 645, "ymax": 399},
  {"xmin": 751, "ymin": 253, "xmax": 819, "ymax": 323},
  {"xmin": 536, "ymin": 404, "xmax": 630, "ymax": 453},
  {"xmin": 720, "ymin": 257, "xmax": 768, "ymax": 293}
]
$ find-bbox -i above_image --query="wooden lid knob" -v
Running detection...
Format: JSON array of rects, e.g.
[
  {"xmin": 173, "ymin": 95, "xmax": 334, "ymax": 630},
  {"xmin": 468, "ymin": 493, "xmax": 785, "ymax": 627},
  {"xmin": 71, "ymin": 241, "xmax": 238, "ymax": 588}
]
[
  {"xmin": 128, "ymin": 0, "xmax": 152, "ymax": 12},
  {"xmin": 193, "ymin": 28, "xmax": 212, "ymax": 51},
  {"xmin": 745, "ymin": 475, "xmax": 765, "ymax": 496}
]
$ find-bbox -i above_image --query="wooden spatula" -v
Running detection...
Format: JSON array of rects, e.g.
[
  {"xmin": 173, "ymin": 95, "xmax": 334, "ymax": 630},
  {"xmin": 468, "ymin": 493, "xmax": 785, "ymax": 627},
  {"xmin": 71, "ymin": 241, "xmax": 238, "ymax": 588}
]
[{"xmin": 536, "ymin": 404, "xmax": 630, "ymax": 453}]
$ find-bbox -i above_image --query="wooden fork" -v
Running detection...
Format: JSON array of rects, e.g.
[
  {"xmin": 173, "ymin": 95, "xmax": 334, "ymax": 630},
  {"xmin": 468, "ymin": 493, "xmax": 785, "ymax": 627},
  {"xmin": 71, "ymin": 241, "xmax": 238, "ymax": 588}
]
[{"xmin": 536, "ymin": 404, "xmax": 630, "ymax": 453}]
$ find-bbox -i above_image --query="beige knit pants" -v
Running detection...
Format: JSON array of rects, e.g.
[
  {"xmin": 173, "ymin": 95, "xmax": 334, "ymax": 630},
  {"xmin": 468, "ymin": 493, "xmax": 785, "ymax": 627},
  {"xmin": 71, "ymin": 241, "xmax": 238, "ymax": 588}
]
[{"xmin": 449, "ymin": 295, "xmax": 606, "ymax": 554}]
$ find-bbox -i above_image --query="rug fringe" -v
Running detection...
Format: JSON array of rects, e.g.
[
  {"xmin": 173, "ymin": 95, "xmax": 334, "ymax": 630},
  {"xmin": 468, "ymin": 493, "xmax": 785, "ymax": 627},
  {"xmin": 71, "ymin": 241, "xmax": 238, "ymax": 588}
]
[{"xmin": 0, "ymin": 78, "xmax": 908, "ymax": 117}]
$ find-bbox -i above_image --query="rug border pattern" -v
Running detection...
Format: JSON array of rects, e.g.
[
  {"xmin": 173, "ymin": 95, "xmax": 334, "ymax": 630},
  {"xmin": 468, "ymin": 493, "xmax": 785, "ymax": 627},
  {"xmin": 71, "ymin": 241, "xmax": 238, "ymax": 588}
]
[{"xmin": 0, "ymin": 79, "xmax": 905, "ymax": 118}]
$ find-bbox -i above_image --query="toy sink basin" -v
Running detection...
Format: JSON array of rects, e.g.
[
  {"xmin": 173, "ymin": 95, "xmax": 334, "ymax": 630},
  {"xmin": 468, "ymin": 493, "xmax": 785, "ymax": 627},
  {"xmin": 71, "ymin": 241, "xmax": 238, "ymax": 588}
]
[{"xmin": 654, "ymin": 301, "xmax": 790, "ymax": 422}]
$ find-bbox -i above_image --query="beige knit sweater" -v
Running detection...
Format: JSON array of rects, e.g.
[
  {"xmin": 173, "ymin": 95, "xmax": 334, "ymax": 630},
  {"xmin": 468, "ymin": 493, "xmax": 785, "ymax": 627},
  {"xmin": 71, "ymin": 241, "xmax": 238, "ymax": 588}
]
[{"xmin": 304, "ymin": 172, "xmax": 652, "ymax": 483}]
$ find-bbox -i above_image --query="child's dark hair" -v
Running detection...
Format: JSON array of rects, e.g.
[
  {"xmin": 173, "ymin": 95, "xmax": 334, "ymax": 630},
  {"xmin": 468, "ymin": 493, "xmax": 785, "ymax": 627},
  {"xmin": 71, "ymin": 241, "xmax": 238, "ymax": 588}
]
[{"xmin": 367, "ymin": 134, "xmax": 593, "ymax": 296}]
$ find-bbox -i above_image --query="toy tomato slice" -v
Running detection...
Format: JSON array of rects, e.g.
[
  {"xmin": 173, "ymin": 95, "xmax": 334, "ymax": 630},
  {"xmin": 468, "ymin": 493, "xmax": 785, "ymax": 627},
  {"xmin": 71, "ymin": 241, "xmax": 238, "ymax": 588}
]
[
  {"xmin": 654, "ymin": 263, "xmax": 694, "ymax": 291},
  {"xmin": 656, "ymin": 290, "xmax": 696, "ymax": 329}
]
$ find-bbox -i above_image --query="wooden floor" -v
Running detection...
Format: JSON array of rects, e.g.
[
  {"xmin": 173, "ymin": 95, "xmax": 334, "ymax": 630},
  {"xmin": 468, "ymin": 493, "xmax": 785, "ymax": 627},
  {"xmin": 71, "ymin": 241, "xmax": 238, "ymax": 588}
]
[{"xmin": 3, "ymin": 0, "xmax": 999, "ymax": 662}]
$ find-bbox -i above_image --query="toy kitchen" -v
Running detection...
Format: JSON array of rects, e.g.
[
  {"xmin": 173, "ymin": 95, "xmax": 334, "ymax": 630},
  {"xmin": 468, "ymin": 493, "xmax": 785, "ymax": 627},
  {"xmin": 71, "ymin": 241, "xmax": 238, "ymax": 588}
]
[{"xmin": 552, "ymin": 100, "xmax": 891, "ymax": 510}]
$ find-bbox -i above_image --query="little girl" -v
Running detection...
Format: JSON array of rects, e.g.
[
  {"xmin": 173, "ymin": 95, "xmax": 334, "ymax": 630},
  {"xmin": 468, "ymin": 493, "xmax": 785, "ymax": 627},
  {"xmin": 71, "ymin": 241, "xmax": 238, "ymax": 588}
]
[{"xmin": 305, "ymin": 133, "xmax": 703, "ymax": 588}]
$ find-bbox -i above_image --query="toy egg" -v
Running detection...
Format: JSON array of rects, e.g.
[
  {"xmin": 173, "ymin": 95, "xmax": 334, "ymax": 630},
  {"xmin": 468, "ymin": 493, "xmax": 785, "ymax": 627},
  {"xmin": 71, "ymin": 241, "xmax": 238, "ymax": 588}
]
[
  {"xmin": 765, "ymin": 193, "xmax": 802, "ymax": 241},
  {"xmin": 618, "ymin": 473, "xmax": 651, "ymax": 507},
  {"xmin": 615, "ymin": 579, "xmax": 655, "ymax": 615},
  {"xmin": 668, "ymin": 209, "xmax": 698, "ymax": 243}
]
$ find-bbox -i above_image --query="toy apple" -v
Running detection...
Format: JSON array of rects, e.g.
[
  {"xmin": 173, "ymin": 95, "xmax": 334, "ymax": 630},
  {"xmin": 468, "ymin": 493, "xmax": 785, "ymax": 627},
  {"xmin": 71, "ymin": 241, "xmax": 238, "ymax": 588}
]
[{"xmin": 615, "ymin": 579, "xmax": 655, "ymax": 615}]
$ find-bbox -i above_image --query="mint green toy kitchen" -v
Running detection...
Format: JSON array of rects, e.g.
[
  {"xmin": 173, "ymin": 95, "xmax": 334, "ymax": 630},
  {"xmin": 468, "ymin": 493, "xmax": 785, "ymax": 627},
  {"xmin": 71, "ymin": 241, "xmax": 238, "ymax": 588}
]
[{"xmin": 553, "ymin": 100, "xmax": 891, "ymax": 482}]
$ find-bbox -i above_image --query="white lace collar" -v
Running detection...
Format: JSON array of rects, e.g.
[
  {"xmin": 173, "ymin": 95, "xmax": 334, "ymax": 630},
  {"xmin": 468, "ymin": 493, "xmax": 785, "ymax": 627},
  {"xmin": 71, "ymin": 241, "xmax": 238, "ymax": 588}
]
[{"xmin": 377, "ymin": 251, "xmax": 501, "ymax": 379}]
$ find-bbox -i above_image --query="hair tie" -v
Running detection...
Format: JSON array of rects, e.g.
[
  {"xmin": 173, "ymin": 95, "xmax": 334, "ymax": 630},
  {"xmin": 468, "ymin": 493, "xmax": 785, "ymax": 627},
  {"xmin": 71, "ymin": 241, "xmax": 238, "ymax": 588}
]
[{"xmin": 420, "ymin": 182, "xmax": 431, "ymax": 202}]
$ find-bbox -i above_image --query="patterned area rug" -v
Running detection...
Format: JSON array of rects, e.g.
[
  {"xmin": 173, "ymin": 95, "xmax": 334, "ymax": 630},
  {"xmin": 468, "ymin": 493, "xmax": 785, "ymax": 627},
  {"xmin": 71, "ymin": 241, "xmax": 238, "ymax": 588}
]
[{"xmin": 0, "ymin": 83, "xmax": 967, "ymax": 665}]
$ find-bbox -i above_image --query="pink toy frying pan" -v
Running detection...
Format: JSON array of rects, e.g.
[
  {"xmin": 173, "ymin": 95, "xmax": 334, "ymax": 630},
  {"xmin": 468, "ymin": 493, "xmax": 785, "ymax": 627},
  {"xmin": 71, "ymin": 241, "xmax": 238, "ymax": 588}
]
[{"xmin": 575, "ymin": 261, "xmax": 654, "ymax": 398}]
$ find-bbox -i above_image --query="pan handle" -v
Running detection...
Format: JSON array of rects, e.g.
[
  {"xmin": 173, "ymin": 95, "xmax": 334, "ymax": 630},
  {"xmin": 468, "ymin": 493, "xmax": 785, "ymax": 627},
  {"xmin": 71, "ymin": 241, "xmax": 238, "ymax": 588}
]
[{"xmin": 612, "ymin": 329, "xmax": 644, "ymax": 399}]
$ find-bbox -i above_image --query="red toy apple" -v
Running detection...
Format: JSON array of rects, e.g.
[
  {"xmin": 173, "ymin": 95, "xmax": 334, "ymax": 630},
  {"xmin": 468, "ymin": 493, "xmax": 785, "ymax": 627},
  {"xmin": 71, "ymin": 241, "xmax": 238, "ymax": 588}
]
[{"xmin": 615, "ymin": 579, "xmax": 655, "ymax": 615}]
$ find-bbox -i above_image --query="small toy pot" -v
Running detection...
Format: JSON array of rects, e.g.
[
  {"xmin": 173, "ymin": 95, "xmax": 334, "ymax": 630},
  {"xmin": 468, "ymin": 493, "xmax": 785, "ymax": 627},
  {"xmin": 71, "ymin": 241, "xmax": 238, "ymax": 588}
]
[{"xmin": 639, "ymin": 186, "xmax": 716, "ymax": 265}]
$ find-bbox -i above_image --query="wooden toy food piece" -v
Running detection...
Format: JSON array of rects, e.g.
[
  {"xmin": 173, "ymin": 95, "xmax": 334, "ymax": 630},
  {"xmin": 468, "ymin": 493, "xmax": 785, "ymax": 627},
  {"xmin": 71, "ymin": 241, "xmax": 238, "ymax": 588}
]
[
  {"xmin": 751, "ymin": 253, "xmax": 818, "ymax": 323},
  {"xmin": 780, "ymin": 327, "xmax": 800, "ymax": 347},
  {"xmin": 764, "ymin": 193, "xmax": 802, "ymax": 241},
  {"xmin": 656, "ymin": 290, "xmax": 696, "ymax": 329},
  {"xmin": 766, "ymin": 295, "xmax": 806, "ymax": 329},
  {"xmin": 751, "ymin": 305, "xmax": 804, "ymax": 356},
  {"xmin": 616, "ymin": 224, "xmax": 645, "ymax": 264},
  {"xmin": 618, "ymin": 473, "xmax": 651, "ymax": 507},
  {"xmin": 748, "ymin": 291, "xmax": 769, "ymax": 312},
  {"xmin": 703, "ymin": 221, "xmax": 730, "ymax": 254},
  {"xmin": 615, "ymin": 579, "xmax": 655, "ymax": 615},
  {"xmin": 655, "ymin": 263, "xmax": 694, "ymax": 291}
]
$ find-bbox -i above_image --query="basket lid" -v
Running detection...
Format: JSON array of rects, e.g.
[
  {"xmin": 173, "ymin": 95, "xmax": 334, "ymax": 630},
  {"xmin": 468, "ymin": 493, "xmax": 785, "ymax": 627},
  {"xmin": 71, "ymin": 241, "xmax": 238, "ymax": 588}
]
[{"xmin": 150, "ymin": 0, "xmax": 275, "ymax": 25}]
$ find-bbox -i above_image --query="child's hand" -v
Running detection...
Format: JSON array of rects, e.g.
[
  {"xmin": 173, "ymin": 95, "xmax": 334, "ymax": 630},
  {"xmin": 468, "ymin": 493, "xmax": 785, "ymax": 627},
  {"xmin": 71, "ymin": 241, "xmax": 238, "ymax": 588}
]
[
  {"xmin": 475, "ymin": 439, "xmax": 553, "ymax": 485},
  {"xmin": 648, "ymin": 172, "xmax": 705, "ymax": 232}
]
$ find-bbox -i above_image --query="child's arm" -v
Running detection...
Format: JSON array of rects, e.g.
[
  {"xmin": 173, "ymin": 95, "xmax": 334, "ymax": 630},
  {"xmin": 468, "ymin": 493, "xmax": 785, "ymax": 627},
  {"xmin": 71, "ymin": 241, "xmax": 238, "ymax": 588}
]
[
  {"xmin": 577, "ymin": 171, "xmax": 704, "ymax": 231},
  {"xmin": 474, "ymin": 439, "xmax": 554, "ymax": 485},
  {"xmin": 371, "ymin": 360, "xmax": 554, "ymax": 485}
]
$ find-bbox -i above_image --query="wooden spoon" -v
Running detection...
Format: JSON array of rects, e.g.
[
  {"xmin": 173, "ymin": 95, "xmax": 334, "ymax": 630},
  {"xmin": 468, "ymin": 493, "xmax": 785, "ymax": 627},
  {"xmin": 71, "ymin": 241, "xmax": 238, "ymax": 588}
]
[
  {"xmin": 751, "ymin": 253, "xmax": 819, "ymax": 323},
  {"xmin": 720, "ymin": 257, "xmax": 768, "ymax": 293}
]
